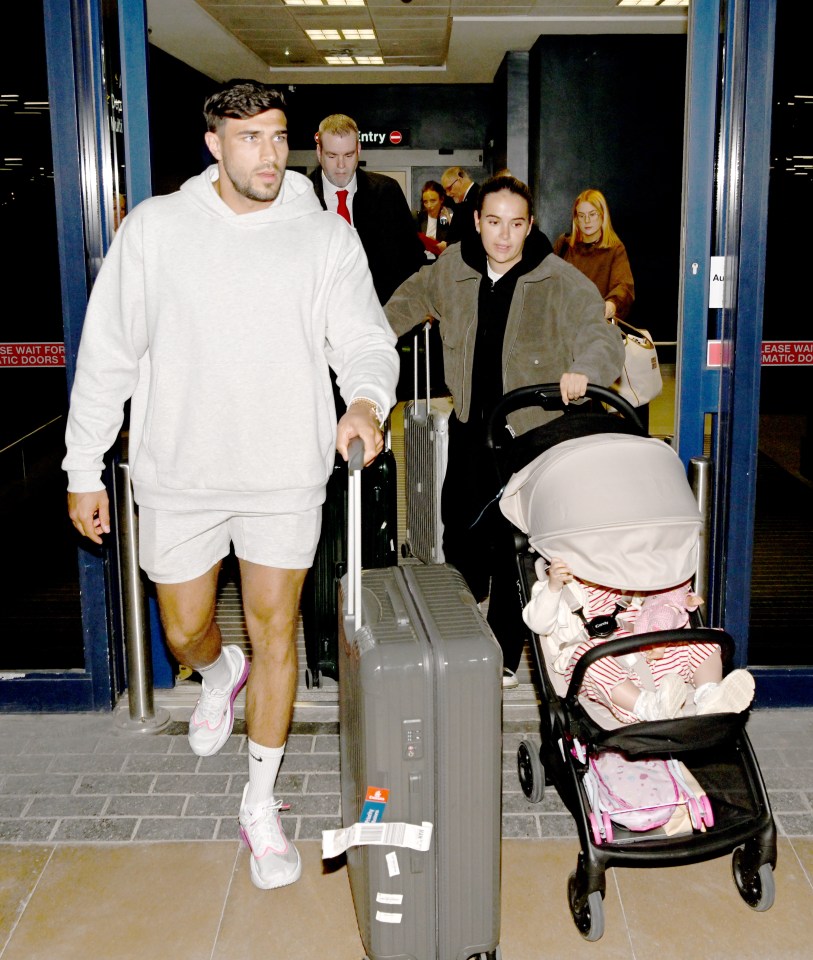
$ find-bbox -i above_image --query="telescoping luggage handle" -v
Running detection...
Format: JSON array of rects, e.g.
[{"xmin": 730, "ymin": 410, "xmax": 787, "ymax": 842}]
[
  {"xmin": 412, "ymin": 320, "xmax": 433, "ymax": 420},
  {"xmin": 347, "ymin": 437, "xmax": 410, "ymax": 635},
  {"xmin": 347, "ymin": 437, "xmax": 365, "ymax": 631}
]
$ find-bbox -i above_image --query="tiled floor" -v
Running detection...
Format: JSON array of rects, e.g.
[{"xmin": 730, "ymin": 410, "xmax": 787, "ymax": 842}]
[{"xmin": 0, "ymin": 702, "xmax": 812, "ymax": 959}]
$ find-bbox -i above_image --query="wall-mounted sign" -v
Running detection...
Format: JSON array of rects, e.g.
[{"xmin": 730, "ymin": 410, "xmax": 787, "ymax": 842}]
[
  {"xmin": 709, "ymin": 255, "xmax": 727, "ymax": 309},
  {"xmin": 0, "ymin": 342, "xmax": 65, "ymax": 367},
  {"xmin": 358, "ymin": 129, "xmax": 410, "ymax": 147},
  {"xmin": 707, "ymin": 340, "xmax": 813, "ymax": 367}
]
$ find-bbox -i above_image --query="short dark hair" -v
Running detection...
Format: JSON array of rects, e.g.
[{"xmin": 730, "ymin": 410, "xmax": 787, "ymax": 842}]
[
  {"xmin": 477, "ymin": 175, "xmax": 534, "ymax": 220},
  {"xmin": 203, "ymin": 80, "xmax": 288, "ymax": 132}
]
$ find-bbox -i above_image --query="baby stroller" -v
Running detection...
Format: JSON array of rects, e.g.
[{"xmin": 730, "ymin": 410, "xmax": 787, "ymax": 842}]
[{"xmin": 486, "ymin": 384, "xmax": 777, "ymax": 942}]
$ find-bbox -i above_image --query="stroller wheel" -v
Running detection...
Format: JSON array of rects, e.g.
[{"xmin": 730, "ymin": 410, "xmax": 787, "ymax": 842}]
[
  {"xmin": 732, "ymin": 847, "xmax": 776, "ymax": 912},
  {"xmin": 517, "ymin": 739, "xmax": 545, "ymax": 803},
  {"xmin": 567, "ymin": 872, "xmax": 605, "ymax": 941}
]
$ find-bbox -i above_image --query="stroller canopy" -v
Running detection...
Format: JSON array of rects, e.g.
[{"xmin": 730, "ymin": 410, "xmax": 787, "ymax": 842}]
[{"xmin": 500, "ymin": 433, "xmax": 701, "ymax": 591}]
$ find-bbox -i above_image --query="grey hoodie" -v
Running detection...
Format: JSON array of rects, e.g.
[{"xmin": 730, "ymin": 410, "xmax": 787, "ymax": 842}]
[{"xmin": 64, "ymin": 167, "xmax": 398, "ymax": 513}]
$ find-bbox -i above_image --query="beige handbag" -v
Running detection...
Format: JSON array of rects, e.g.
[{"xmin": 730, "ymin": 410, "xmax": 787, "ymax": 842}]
[{"xmin": 610, "ymin": 318, "xmax": 663, "ymax": 407}]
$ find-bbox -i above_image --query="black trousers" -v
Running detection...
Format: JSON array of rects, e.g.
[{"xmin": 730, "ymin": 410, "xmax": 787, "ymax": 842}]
[{"xmin": 441, "ymin": 414, "xmax": 530, "ymax": 673}]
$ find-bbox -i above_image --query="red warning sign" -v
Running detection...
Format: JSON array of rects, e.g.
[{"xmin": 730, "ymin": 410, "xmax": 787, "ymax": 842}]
[
  {"xmin": 0, "ymin": 342, "xmax": 65, "ymax": 368},
  {"xmin": 707, "ymin": 340, "xmax": 813, "ymax": 367},
  {"xmin": 389, "ymin": 130, "xmax": 402, "ymax": 145},
  {"xmin": 761, "ymin": 341, "xmax": 813, "ymax": 365}
]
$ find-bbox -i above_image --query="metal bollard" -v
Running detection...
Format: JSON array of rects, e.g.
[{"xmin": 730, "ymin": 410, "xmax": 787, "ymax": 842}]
[
  {"xmin": 689, "ymin": 456, "xmax": 713, "ymax": 609},
  {"xmin": 113, "ymin": 456, "xmax": 171, "ymax": 733}
]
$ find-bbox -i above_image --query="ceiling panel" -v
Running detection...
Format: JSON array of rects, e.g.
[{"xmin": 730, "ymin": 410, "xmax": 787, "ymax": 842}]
[{"xmin": 146, "ymin": 0, "xmax": 689, "ymax": 84}]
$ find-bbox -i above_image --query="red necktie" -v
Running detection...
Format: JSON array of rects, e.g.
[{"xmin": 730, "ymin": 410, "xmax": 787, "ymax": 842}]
[{"xmin": 336, "ymin": 189, "xmax": 351, "ymax": 224}]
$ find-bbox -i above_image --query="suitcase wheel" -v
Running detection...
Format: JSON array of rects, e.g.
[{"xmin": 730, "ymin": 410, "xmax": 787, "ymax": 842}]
[{"xmin": 305, "ymin": 667, "xmax": 321, "ymax": 689}]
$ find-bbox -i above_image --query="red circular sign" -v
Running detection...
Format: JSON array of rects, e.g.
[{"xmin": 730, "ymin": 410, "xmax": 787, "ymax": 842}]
[{"xmin": 389, "ymin": 130, "xmax": 402, "ymax": 145}]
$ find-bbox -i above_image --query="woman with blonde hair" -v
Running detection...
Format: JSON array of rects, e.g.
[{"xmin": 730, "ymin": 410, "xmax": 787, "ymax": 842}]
[{"xmin": 554, "ymin": 188, "xmax": 634, "ymax": 321}]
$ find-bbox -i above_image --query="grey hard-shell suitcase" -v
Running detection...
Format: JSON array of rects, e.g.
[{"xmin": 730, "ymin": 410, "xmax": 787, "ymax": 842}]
[
  {"xmin": 404, "ymin": 322, "xmax": 450, "ymax": 563},
  {"xmin": 339, "ymin": 440, "xmax": 503, "ymax": 960}
]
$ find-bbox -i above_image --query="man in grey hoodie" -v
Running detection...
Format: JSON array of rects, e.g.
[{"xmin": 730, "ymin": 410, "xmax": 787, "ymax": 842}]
[{"xmin": 64, "ymin": 81, "xmax": 398, "ymax": 890}]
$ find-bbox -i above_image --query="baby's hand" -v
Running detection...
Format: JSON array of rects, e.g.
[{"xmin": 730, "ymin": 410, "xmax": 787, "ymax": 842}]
[{"xmin": 546, "ymin": 557, "xmax": 573, "ymax": 593}]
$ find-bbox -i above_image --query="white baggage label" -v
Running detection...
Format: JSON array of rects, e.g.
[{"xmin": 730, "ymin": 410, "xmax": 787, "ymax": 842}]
[
  {"xmin": 321, "ymin": 820, "xmax": 433, "ymax": 859},
  {"xmin": 376, "ymin": 892, "xmax": 404, "ymax": 905},
  {"xmin": 375, "ymin": 911, "xmax": 403, "ymax": 924}
]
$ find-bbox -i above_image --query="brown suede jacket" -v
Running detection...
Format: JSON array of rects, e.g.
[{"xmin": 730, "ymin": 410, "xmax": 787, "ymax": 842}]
[{"xmin": 384, "ymin": 244, "xmax": 625, "ymax": 436}]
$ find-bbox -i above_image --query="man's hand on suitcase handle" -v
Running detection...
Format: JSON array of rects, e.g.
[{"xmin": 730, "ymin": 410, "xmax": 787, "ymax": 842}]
[{"xmin": 337, "ymin": 400, "xmax": 384, "ymax": 467}]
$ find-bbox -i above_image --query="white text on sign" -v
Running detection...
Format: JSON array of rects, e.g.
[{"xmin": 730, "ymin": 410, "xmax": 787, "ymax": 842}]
[
  {"xmin": 707, "ymin": 341, "xmax": 813, "ymax": 367},
  {"xmin": 0, "ymin": 343, "xmax": 66, "ymax": 368},
  {"xmin": 761, "ymin": 342, "xmax": 813, "ymax": 365}
]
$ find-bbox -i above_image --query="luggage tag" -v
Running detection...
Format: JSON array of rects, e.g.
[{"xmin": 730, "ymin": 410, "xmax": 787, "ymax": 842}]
[
  {"xmin": 321, "ymin": 821, "xmax": 433, "ymax": 859},
  {"xmin": 360, "ymin": 785, "xmax": 390, "ymax": 823}
]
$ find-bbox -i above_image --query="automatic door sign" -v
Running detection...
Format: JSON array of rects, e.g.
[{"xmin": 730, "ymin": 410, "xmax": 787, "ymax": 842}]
[
  {"xmin": 760, "ymin": 342, "xmax": 813, "ymax": 365},
  {"xmin": 707, "ymin": 341, "xmax": 813, "ymax": 367},
  {"xmin": 0, "ymin": 343, "xmax": 65, "ymax": 367}
]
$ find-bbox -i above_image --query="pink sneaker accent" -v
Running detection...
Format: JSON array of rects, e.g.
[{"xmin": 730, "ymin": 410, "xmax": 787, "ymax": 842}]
[
  {"xmin": 188, "ymin": 645, "xmax": 250, "ymax": 757},
  {"xmin": 239, "ymin": 784, "xmax": 302, "ymax": 890}
]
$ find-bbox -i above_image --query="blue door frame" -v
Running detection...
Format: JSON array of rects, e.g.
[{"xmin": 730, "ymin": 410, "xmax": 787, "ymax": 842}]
[{"xmin": 677, "ymin": 0, "xmax": 809, "ymax": 705}]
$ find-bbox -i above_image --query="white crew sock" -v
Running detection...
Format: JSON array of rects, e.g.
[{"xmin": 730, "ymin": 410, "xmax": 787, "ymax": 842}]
[
  {"xmin": 244, "ymin": 739, "xmax": 285, "ymax": 809},
  {"xmin": 197, "ymin": 648, "xmax": 233, "ymax": 690}
]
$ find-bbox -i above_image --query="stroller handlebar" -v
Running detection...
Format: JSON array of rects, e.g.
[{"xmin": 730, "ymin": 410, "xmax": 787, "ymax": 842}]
[{"xmin": 484, "ymin": 383, "xmax": 647, "ymax": 451}]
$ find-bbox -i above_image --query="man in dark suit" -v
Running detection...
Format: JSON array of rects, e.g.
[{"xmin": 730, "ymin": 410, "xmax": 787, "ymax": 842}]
[
  {"xmin": 441, "ymin": 166, "xmax": 480, "ymax": 247},
  {"xmin": 310, "ymin": 114, "xmax": 425, "ymax": 305}
]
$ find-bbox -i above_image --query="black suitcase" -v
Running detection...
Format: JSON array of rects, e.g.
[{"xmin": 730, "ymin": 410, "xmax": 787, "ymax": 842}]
[
  {"xmin": 301, "ymin": 443, "xmax": 397, "ymax": 687},
  {"xmin": 335, "ymin": 438, "xmax": 503, "ymax": 960}
]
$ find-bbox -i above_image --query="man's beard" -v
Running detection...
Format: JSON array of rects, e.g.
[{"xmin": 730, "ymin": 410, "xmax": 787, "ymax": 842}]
[{"xmin": 224, "ymin": 163, "xmax": 283, "ymax": 203}]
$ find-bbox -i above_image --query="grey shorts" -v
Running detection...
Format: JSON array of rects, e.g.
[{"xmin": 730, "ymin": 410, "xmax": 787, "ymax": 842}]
[{"xmin": 138, "ymin": 506, "xmax": 322, "ymax": 584}]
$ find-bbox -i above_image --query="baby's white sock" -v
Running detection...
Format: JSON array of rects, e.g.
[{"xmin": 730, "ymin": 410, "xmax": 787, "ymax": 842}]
[
  {"xmin": 633, "ymin": 674, "xmax": 686, "ymax": 722},
  {"xmin": 695, "ymin": 670, "xmax": 755, "ymax": 715}
]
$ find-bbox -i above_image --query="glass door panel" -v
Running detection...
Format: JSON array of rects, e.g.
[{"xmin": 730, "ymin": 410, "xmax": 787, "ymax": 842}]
[{"xmin": 0, "ymin": 1, "xmax": 83, "ymax": 670}]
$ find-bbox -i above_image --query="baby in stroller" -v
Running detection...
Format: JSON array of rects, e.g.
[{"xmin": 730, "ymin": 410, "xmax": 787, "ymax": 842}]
[{"xmin": 523, "ymin": 556, "xmax": 755, "ymax": 723}]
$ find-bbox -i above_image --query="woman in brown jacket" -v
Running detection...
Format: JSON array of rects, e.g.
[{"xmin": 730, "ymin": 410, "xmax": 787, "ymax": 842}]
[{"xmin": 554, "ymin": 188, "xmax": 635, "ymax": 322}]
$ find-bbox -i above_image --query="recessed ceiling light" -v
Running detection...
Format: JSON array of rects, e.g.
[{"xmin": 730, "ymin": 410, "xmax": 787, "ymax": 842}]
[
  {"xmin": 342, "ymin": 29, "xmax": 375, "ymax": 40},
  {"xmin": 285, "ymin": 0, "xmax": 366, "ymax": 5},
  {"xmin": 354, "ymin": 56, "xmax": 383, "ymax": 65},
  {"xmin": 325, "ymin": 55, "xmax": 355, "ymax": 65},
  {"xmin": 307, "ymin": 29, "xmax": 341, "ymax": 40}
]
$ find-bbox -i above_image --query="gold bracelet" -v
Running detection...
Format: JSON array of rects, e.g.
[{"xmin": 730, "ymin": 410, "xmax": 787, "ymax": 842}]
[{"xmin": 349, "ymin": 396, "xmax": 385, "ymax": 427}]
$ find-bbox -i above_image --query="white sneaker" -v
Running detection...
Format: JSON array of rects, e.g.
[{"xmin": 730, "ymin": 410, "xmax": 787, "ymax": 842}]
[
  {"xmin": 239, "ymin": 783, "xmax": 302, "ymax": 890},
  {"xmin": 633, "ymin": 673, "xmax": 687, "ymax": 722},
  {"xmin": 188, "ymin": 645, "xmax": 250, "ymax": 757},
  {"xmin": 502, "ymin": 668, "xmax": 519, "ymax": 689},
  {"xmin": 695, "ymin": 670, "xmax": 755, "ymax": 715}
]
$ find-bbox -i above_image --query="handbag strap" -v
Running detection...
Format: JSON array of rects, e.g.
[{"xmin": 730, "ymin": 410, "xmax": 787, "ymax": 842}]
[{"xmin": 610, "ymin": 317, "xmax": 654, "ymax": 345}]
